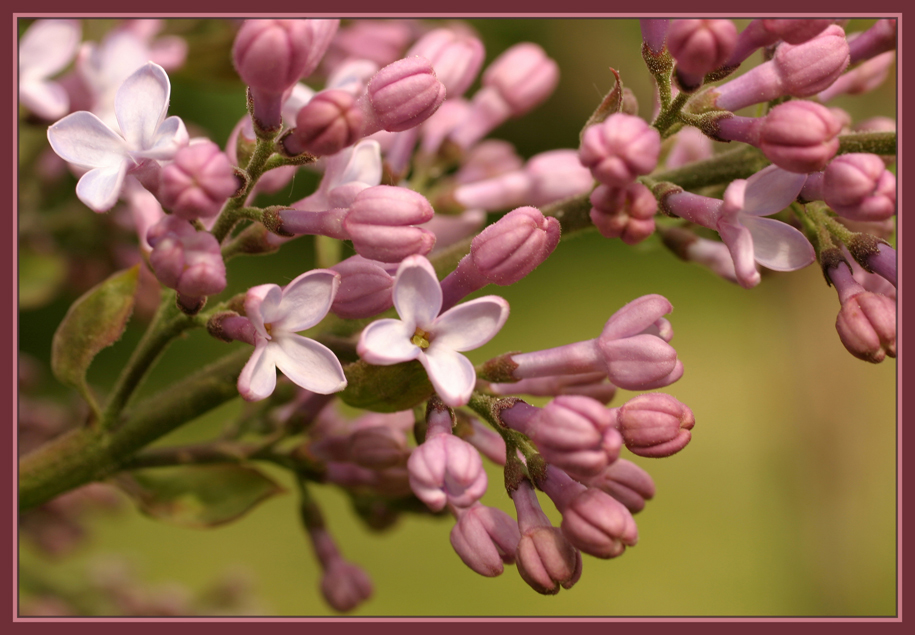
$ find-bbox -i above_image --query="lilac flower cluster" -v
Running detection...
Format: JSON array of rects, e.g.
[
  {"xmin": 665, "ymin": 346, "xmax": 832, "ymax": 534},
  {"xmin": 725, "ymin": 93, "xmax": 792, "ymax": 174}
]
[{"xmin": 19, "ymin": 17, "xmax": 896, "ymax": 614}]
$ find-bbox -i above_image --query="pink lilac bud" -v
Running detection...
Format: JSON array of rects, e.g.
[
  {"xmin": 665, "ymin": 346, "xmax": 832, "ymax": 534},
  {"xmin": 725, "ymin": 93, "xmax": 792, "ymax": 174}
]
[
  {"xmin": 848, "ymin": 19, "xmax": 896, "ymax": 64},
  {"xmin": 817, "ymin": 51, "xmax": 895, "ymax": 102},
  {"xmin": 158, "ymin": 140, "xmax": 238, "ymax": 220},
  {"xmin": 538, "ymin": 465, "xmax": 638, "ymax": 559},
  {"xmin": 233, "ymin": 20, "xmax": 338, "ymax": 130},
  {"xmin": 422, "ymin": 209, "xmax": 487, "ymax": 254},
  {"xmin": 581, "ymin": 459, "xmax": 656, "ymax": 514},
  {"xmin": 507, "ymin": 294, "xmax": 682, "ymax": 391},
  {"xmin": 665, "ymin": 126, "xmax": 714, "ymax": 169},
  {"xmin": 347, "ymin": 425, "xmax": 409, "ymax": 469},
  {"xmin": 500, "ymin": 396, "xmax": 622, "ymax": 480},
  {"xmin": 285, "ymin": 89, "xmax": 364, "ymax": 157},
  {"xmin": 640, "ymin": 19, "xmax": 670, "ymax": 54},
  {"xmin": 489, "ymin": 372, "xmax": 617, "ymax": 405},
  {"xmin": 439, "ymin": 206, "xmax": 560, "ymax": 312},
  {"xmin": 358, "ymin": 56, "xmax": 447, "ymax": 135},
  {"xmin": 406, "ymin": 27, "xmax": 485, "ymax": 98},
  {"xmin": 453, "ymin": 139, "xmax": 524, "ymax": 184},
  {"xmin": 511, "ymin": 479, "xmax": 582, "ymax": 595},
  {"xmin": 342, "ymin": 185, "xmax": 436, "ymax": 262},
  {"xmin": 309, "ymin": 528, "xmax": 372, "ymax": 613},
  {"xmin": 717, "ymin": 100, "xmax": 841, "ymax": 173},
  {"xmin": 713, "ymin": 25, "xmax": 849, "ymax": 112},
  {"xmin": 579, "ymin": 114, "xmax": 661, "ymax": 188},
  {"xmin": 147, "ymin": 216, "xmax": 226, "ymax": 298},
  {"xmin": 824, "ymin": 154, "xmax": 896, "ymax": 222},
  {"xmin": 321, "ymin": 20, "xmax": 415, "ymax": 72},
  {"xmin": 449, "ymin": 503, "xmax": 521, "ymax": 577},
  {"xmin": 324, "ymin": 462, "xmax": 412, "ymax": 498},
  {"xmin": 329, "ymin": 255, "xmax": 394, "ymax": 319},
  {"xmin": 827, "ymin": 259, "xmax": 896, "ymax": 363},
  {"xmin": 667, "ymin": 20, "xmax": 737, "ymax": 89},
  {"xmin": 615, "ymin": 392, "xmax": 694, "ymax": 458},
  {"xmin": 407, "ymin": 402, "xmax": 487, "ymax": 512},
  {"xmin": 862, "ymin": 242, "xmax": 896, "ymax": 288},
  {"xmin": 448, "ymin": 43, "xmax": 559, "ymax": 149},
  {"xmin": 727, "ymin": 19, "xmax": 833, "ymax": 67},
  {"xmin": 589, "ymin": 182, "xmax": 657, "ymax": 245}
]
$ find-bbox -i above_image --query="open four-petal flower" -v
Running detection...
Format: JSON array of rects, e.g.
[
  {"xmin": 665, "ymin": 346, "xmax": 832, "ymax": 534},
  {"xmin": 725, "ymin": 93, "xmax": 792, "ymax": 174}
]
[
  {"xmin": 47, "ymin": 61, "xmax": 188, "ymax": 212},
  {"xmin": 238, "ymin": 269, "xmax": 348, "ymax": 401},
  {"xmin": 357, "ymin": 255, "xmax": 510, "ymax": 407}
]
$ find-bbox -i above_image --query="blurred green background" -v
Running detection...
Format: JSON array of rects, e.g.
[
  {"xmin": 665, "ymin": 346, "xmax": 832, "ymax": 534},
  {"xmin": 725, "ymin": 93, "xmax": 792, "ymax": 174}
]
[{"xmin": 17, "ymin": 18, "xmax": 897, "ymax": 616}]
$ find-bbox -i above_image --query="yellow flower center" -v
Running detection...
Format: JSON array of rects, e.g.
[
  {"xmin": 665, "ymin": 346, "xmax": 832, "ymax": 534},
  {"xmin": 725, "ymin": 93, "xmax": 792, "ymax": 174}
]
[{"xmin": 411, "ymin": 327, "xmax": 432, "ymax": 349}]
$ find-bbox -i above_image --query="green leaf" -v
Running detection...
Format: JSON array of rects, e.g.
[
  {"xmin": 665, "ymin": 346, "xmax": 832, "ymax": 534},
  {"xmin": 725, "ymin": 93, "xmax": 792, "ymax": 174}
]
[
  {"xmin": 340, "ymin": 359, "xmax": 435, "ymax": 413},
  {"xmin": 113, "ymin": 464, "xmax": 286, "ymax": 528},
  {"xmin": 50, "ymin": 266, "xmax": 139, "ymax": 414}
]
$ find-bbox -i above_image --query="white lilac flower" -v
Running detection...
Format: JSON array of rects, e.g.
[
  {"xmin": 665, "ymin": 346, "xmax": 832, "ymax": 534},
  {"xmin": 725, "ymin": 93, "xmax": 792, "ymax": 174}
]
[
  {"xmin": 238, "ymin": 269, "xmax": 348, "ymax": 402},
  {"xmin": 18, "ymin": 19, "xmax": 82, "ymax": 120},
  {"xmin": 47, "ymin": 62, "xmax": 188, "ymax": 212},
  {"xmin": 357, "ymin": 255, "xmax": 509, "ymax": 407}
]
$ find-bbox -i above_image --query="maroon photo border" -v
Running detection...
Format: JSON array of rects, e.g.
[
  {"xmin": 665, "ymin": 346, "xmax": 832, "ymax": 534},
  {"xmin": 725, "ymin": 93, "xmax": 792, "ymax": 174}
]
[{"xmin": 6, "ymin": 0, "xmax": 909, "ymax": 633}]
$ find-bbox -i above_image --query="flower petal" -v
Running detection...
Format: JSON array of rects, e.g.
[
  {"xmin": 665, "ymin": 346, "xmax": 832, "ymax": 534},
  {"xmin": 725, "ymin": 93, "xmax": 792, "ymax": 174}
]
[
  {"xmin": 717, "ymin": 218, "xmax": 760, "ymax": 288},
  {"xmin": 131, "ymin": 115, "xmax": 188, "ymax": 161},
  {"xmin": 75, "ymin": 163, "xmax": 128, "ymax": 212},
  {"xmin": 742, "ymin": 215, "xmax": 816, "ymax": 272},
  {"xmin": 600, "ymin": 294, "xmax": 673, "ymax": 341},
  {"xmin": 272, "ymin": 334, "xmax": 347, "ymax": 394},
  {"xmin": 420, "ymin": 347, "xmax": 476, "ymax": 407},
  {"xmin": 245, "ymin": 284, "xmax": 283, "ymax": 337},
  {"xmin": 19, "ymin": 80, "xmax": 69, "ymax": 120},
  {"xmin": 47, "ymin": 111, "xmax": 129, "ymax": 168},
  {"xmin": 274, "ymin": 269, "xmax": 340, "ymax": 333},
  {"xmin": 115, "ymin": 62, "xmax": 170, "ymax": 151},
  {"xmin": 19, "ymin": 19, "xmax": 81, "ymax": 79},
  {"xmin": 238, "ymin": 341, "xmax": 277, "ymax": 401},
  {"xmin": 357, "ymin": 319, "xmax": 421, "ymax": 365},
  {"xmin": 742, "ymin": 165, "xmax": 807, "ymax": 217},
  {"xmin": 392, "ymin": 255, "xmax": 442, "ymax": 329},
  {"xmin": 432, "ymin": 295, "xmax": 509, "ymax": 352}
]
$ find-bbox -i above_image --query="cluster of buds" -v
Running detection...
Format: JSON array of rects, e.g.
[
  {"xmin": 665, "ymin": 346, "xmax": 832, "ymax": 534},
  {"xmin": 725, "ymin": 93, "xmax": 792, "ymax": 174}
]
[{"xmin": 20, "ymin": 16, "xmax": 895, "ymax": 615}]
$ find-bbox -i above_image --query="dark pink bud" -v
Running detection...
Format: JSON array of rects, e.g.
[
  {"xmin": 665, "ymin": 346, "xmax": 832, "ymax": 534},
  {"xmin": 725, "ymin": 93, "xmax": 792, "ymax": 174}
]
[
  {"xmin": 758, "ymin": 101, "xmax": 842, "ymax": 173},
  {"xmin": 824, "ymin": 153, "xmax": 896, "ymax": 221},
  {"xmin": 836, "ymin": 291, "xmax": 897, "ymax": 363},
  {"xmin": 582, "ymin": 459, "xmax": 656, "ymax": 514},
  {"xmin": 159, "ymin": 141, "xmax": 238, "ymax": 220},
  {"xmin": 330, "ymin": 255, "xmax": 394, "ymax": 319},
  {"xmin": 760, "ymin": 19, "xmax": 834, "ymax": 44},
  {"xmin": 667, "ymin": 19, "xmax": 737, "ymax": 84},
  {"xmin": 406, "ymin": 27, "xmax": 485, "ymax": 98},
  {"xmin": 589, "ymin": 182, "xmax": 657, "ymax": 245},
  {"xmin": 288, "ymin": 89, "xmax": 364, "ymax": 157},
  {"xmin": 450, "ymin": 503, "xmax": 520, "ymax": 577},
  {"xmin": 343, "ymin": 185, "xmax": 436, "ymax": 262},
  {"xmin": 347, "ymin": 425, "xmax": 408, "ymax": 469},
  {"xmin": 147, "ymin": 216, "xmax": 226, "ymax": 298},
  {"xmin": 482, "ymin": 42, "xmax": 559, "ymax": 116},
  {"xmin": 321, "ymin": 559, "xmax": 373, "ymax": 613},
  {"xmin": 616, "ymin": 393, "xmax": 695, "ymax": 457},
  {"xmin": 364, "ymin": 56, "xmax": 447, "ymax": 133},
  {"xmin": 470, "ymin": 206, "xmax": 561, "ymax": 285},
  {"xmin": 773, "ymin": 24, "xmax": 850, "ymax": 97},
  {"xmin": 848, "ymin": 19, "xmax": 897, "ymax": 64},
  {"xmin": 640, "ymin": 19, "xmax": 670, "ymax": 54},
  {"xmin": 579, "ymin": 113, "xmax": 661, "ymax": 187}
]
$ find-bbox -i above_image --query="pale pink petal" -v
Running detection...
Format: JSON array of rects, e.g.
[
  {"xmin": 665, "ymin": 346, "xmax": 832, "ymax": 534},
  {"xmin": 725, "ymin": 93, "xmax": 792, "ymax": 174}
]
[
  {"xmin": 47, "ymin": 111, "xmax": 128, "ymax": 168},
  {"xmin": 720, "ymin": 178, "xmax": 747, "ymax": 216},
  {"xmin": 132, "ymin": 115, "xmax": 188, "ymax": 161},
  {"xmin": 717, "ymin": 218, "xmax": 760, "ymax": 288},
  {"xmin": 741, "ymin": 165, "xmax": 807, "ymax": 217},
  {"xmin": 238, "ymin": 341, "xmax": 277, "ymax": 401},
  {"xmin": 19, "ymin": 19, "xmax": 81, "ymax": 78},
  {"xmin": 357, "ymin": 319, "xmax": 421, "ymax": 365},
  {"xmin": 273, "ymin": 334, "xmax": 347, "ymax": 394},
  {"xmin": 332, "ymin": 139, "xmax": 383, "ymax": 189},
  {"xmin": 274, "ymin": 269, "xmax": 340, "ymax": 332},
  {"xmin": 420, "ymin": 347, "xmax": 477, "ymax": 407},
  {"xmin": 149, "ymin": 36, "xmax": 188, "ymax": 70},
  {"xmin": 432, "ymin": 296, "xmax": 510, "ymax": 352},
  {"xmin": 742, "ymin": 215, "xmax": 816, "ymax": 271},
  {"xmin": 393, "ymin": 255, "xmax": 442, "ymax": 328},
  {"xmin": 245, "ymin": 284, "xmax": 283, "ymax": 337},
  {"xmin": 114, "ymin": 62, "xmax": 170, "ymax": 151},
  {"xmin": 75, "ymin": 163, "xmax": 128, "ymax": 212},
  {"xmin": 19, "ymin": 81, "xmax": 70, "ymax": 120}
]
